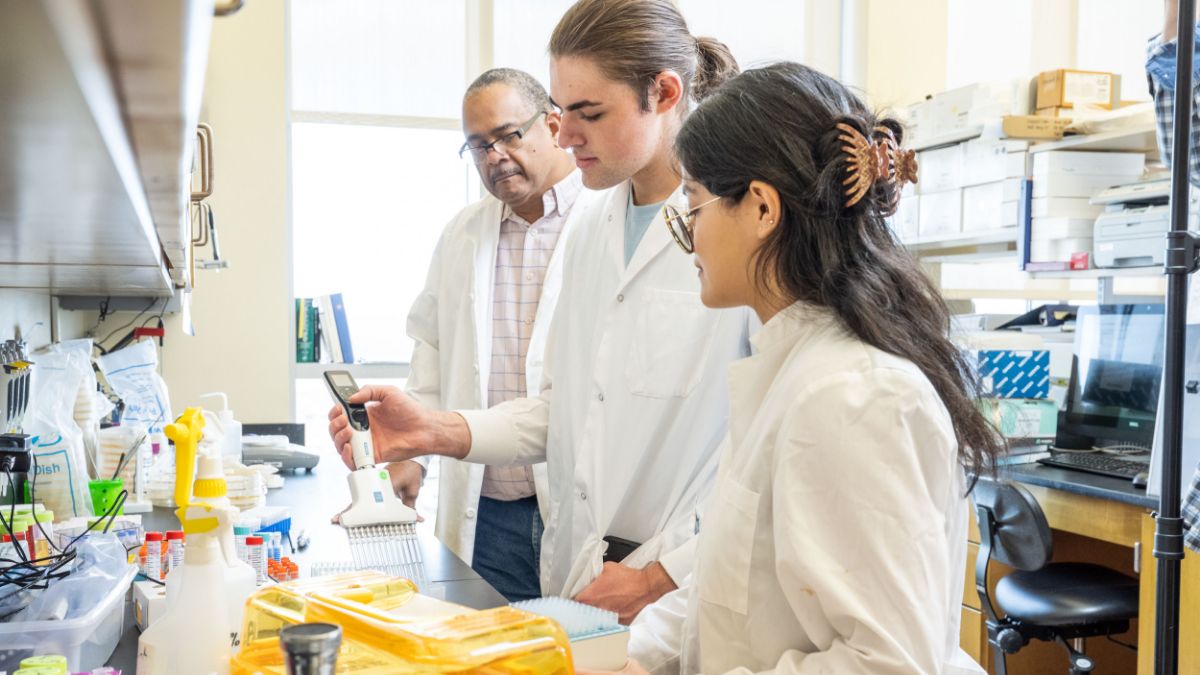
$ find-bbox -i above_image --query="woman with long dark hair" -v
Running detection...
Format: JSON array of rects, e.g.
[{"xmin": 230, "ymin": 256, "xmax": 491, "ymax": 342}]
[{"xmin": 612, "ymin": 62, "xmax": 1000, "ymax": 674}]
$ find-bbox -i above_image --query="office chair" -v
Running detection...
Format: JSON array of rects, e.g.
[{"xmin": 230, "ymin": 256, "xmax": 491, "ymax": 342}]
[{"xmin": 972, "ymin": 476, "xmax": 1139, "ymax": 675}]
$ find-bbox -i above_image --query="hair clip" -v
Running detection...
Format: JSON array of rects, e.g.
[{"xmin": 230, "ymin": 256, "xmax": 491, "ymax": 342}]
[
  {"xmin": 836, "ymin": 122, "xmax": 918, "ymax": 214},
  {"xmin": 836, "ymin": 123, "xmax": 890, "ymax": 208}
]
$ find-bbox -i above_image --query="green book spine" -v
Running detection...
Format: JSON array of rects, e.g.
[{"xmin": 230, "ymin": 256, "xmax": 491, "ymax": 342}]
[{"xmin": 296, "ymin": 298, "xmax": 317, "ymax": 363}]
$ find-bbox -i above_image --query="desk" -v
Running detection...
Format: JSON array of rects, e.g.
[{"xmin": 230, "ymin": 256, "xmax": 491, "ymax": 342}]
[
  {"xmin": 106, "ymin": 466, "xmax": 506, "ymax": 672},
  {"xmin": 960, "ymin": 462, "xmax": 1200, "ymax": 674}
]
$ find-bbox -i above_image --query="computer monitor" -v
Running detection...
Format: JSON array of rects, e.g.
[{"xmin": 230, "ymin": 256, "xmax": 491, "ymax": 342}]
[{"xmin": 1056, "ymin": 303, "xmax": 1166, "ymax": 449}]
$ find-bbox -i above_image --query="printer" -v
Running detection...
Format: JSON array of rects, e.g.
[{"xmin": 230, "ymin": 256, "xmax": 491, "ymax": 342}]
[{"xmin": 1090, "ymin": 179, "xmax": 1195, "ymax": 269}]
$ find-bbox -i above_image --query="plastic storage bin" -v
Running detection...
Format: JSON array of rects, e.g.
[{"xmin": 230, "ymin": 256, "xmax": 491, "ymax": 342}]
[{"xmin": 0, "ymin": 564, "xmax": 136, "ymax": 672}]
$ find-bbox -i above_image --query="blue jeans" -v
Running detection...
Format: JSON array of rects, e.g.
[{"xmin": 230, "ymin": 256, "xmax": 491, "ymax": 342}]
[{"xmin": 472, "ymin": 495, "xmax": 543, "ymax": 602}]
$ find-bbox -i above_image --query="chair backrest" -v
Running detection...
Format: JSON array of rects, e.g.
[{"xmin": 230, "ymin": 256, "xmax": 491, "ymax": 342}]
[{"xmin": 971, "ymin": 475, "xmax": 1053, "ymax": 571}]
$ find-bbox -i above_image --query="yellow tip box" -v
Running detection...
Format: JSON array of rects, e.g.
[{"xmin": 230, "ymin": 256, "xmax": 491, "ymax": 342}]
[{"xmin": 231, "ymin": 571, "xmax": 575, "ymax": 674}]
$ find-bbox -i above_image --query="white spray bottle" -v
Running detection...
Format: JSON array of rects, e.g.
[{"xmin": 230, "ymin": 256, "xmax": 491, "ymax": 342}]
[
  {"xmin": 137, "ymin": 407, "xmax": 256, "ymax": 675},
  {"xmin": 198, "ymin": 392, "xmax": 243, "ymax": 463}
]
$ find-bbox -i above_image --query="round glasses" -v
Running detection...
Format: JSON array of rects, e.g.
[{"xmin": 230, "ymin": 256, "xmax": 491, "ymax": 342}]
[
  {"xmin": 458, "ymin": 111, "xmax": 545, "ymax": 164},
  {"xmin": 663, "ymin": 196, "xmax": 721, "ymax": 254}
]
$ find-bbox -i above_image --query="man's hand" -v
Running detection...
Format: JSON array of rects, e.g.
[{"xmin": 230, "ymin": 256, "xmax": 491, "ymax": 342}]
[
  {"xmin": 386, "ymin": 460, "xmax": 425, "ymax": 509},
  {"xmin": 576, "ymin": 660, "xmax": 650, "ymax": 675},
  {"xmin": 326, "ymin": 385, "xmax": 471, "ymax": 469},
  {"xmin": 573, "ymin": 561, "xmax": 677, "ymax": 625}
]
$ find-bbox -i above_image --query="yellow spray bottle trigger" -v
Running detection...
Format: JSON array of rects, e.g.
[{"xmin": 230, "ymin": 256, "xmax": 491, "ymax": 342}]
[
  {"xmin": 165, "ymin": 407, "xmax": 206, "ymax": 510},
  {"xmin": 165, "ymin": 407, "xmax": 226, "ymax": 534}
]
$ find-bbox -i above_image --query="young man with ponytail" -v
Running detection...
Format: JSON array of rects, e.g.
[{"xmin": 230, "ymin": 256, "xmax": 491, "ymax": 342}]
[{"xmin": 327, "ymin": 0, "xmax": 753, "ymax": 624}]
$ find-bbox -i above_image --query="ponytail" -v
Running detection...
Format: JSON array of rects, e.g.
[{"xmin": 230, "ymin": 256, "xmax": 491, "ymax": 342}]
[
  {"xmin": 693, "ymin": 36, "xmax": 739, "ymax": 101},
  {"xmin": 550, "ymin": 0, "xmax": 739, "ymax": 111}
]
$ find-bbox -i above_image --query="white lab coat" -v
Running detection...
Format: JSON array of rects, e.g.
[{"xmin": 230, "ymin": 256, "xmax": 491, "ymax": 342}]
[
  {"xmin": 631, "ymin": 302, "xmax": 985, "ymax": 675},
  {"xmin": 461, "ymin": 180, "xmax": 754, "ymax": 596},
  {"xmin": 406, "ymin": 187, "xmax": 595, "ymax": 563}
]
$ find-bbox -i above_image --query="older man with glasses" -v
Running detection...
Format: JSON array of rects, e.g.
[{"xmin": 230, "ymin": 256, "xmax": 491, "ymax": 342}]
[{"xmin": 384, "ymin": 67, "xmax": 588, "ymax": 601}]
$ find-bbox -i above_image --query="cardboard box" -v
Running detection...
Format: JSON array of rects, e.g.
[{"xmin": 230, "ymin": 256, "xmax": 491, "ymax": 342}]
[
  {"xmin": 1032, "ymin": 173, "xmax": 1136, "ymax": 198},
  {"xmin": 963, "ymin": 182, "xmax": 1020, "ymax": 231},
  {"xmin": 917, "ymin": 144, "xmax": 965, "ymax": 193},
  {"xmin": 1032, "ymin": 216, "xmax": 1097, "ymax": 239},
  {"xmin": 1036, "ymin": 69, "xmax": 1120, "ymax": 110},
  {"xmin": 1035, "ymin": 106, "xmax": 1073, "ymax": 119},
  {"xmin": 1031, "ymin": 151, "xmax": 1145, "ymax": 178},
  {"xmin": 1002, "ymin": 115, "xmax": 1071, "ymax": 140},
  {"xmin": 918, "ymin": 189, "xmax": 963, "ymax": 237},
  {"xmin": 961, "ymin": 138, "xmax": 1029, "ymax": 186},
  {"xmin": 976, "ymin": 349, "xmax": 1051, "ymax": 399},
  {"xmin": 1030, "ymin": 197, "xmax": 1105, "ymax": 219}
]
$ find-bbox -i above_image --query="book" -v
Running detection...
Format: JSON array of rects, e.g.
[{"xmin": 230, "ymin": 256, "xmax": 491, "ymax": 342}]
[
  {"xmin": 295, "ymin": 298, "xmax": 317, "ymax": 363},
  {"xmin": 330, "ymin": 292, "xmax": 354, "ymax": 364},
  {"xmin": 316, "ymin": 295, "xmax": 343, "ymax": 363}
]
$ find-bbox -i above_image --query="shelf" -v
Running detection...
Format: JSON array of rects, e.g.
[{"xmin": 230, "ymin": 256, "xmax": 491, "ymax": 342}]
[
  {"xmin": 1026, "ymin": 265, "xmax": 1163, "ymax": 280},
  {"xmin": 293, "ymin": 362, "xmax": 412, "ymax": 380},
  {"xmin": 906, "ymin": 228, "xmax": 1020, "ymax": 251},
  {"xmin": 1027, "ymin": 124, "xmax": 1159, "ymax": 155},
  {"xmin": 910, "ymin": 126, "xmax": 984, "ymax": 152}
]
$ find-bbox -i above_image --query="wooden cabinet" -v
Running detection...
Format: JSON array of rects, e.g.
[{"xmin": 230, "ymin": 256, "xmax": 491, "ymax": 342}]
[
  {"xmin": 1136, "ymin": 512, "xmax": 1200, "ymax": 674},
  {"xmin": 0, "ymin": 0, "xmax": 213, "ymax": 297}
]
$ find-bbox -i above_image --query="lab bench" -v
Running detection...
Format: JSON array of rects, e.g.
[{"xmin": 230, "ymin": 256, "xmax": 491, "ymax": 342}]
[
  {"xmin": 106, "ymin": 464, "xmax": 506, "ymax": 672},
  {"xmin": 961, "ymin": 462, "xmax": 1200, "ymax": 674}
]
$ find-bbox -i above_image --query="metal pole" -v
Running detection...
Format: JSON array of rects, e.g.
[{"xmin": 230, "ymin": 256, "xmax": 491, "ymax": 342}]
[{"xmin": 1155, "ymin": 0, "xmax": 1197, "ymax": 673}]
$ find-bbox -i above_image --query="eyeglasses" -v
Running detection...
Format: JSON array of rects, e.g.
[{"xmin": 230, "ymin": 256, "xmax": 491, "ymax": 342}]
[
  {"xmin": 458, "ymin": 111, "xmax": 545, "ymax": 163},
  {"xmin": 663, "ymin": 196, "xmax": 721, "ymax": 254}
]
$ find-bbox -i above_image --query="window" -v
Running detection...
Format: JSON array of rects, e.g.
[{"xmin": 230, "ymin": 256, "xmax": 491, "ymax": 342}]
[{"xmin": 289, "ymin": 0, "xmax": 832, "ymax": 524}]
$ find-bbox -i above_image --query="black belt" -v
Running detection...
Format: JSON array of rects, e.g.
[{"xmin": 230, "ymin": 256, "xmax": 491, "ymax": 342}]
[{"xmin": 602, "ymin": 535, "xmax": 642, "ymax": 563}]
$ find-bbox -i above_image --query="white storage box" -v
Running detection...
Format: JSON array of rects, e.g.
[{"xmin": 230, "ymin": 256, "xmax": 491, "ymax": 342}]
[
  {"xmin": 918, "ymin": 144, "xmax": 965, "ymax": 193},
  {"xmin": 1032, "ymin": 217, "xmax": 1097, "ymax": 239},
  {"xmin": 1001, "ymin": 177, "xmax": 1025, "ymax": 202},
  {"xmin": 962, "ymin": 139, "xmax": 1030, "ymax": 186},
  {"xmin": 0, "ymin": 565, "xmax": 136, "ymax": 672},
  {"xmin": 1032, "ymin": 173, "xmax": 1133, "ymax": 199},
  {"xmin": 963, "ymin": 182, "xmax": 1019, "ymax": 231},
  {"xmin": 1031, "ymin": 151, "xmax": 1145, "ymax": 178},
  {"xmin": 889, "ymin": 196, "xmax": 920, "ymax": 241},
  {"xmin": 1031, "ymin": 197, "xmax": 1105, "ymax": 219},
  {"xmin": 919, "ymin": 189, "xmax": 963, "ymax": 237},
  {"xmin": 1031, "ymin": 236, "xmax": 1093, "ymax": 262}
]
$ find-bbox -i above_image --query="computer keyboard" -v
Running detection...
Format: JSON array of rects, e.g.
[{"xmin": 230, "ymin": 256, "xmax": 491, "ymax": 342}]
[{"xmin": 1037, "ymin": 452, "xmax": 1149, "ymax": 480}]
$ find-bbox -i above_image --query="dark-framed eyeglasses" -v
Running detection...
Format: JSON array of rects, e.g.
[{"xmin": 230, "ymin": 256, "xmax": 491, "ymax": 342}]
[
  {"xmin": 458, "ymin": 111, "xmax": 545, "ymax": 163},
  {"xmin": 664, "ymin": 196, "xmax": 721, "ymax": 254}
]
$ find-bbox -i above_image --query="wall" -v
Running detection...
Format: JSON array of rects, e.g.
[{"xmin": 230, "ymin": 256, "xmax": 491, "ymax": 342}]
[
  {"xmin": 865, "ymin": 0, "xmax": 1162, "ymax": 112},
  {"xmin": 864, "ymin": 0, "xmax": 948, "ymax": 111},
  {"xmin": 0, "ymin": 290, "xmax": 90, "ymax": 352},
  {"xmin": 157, "ymin": 0, "xmax": 291, "ymax": 423}
]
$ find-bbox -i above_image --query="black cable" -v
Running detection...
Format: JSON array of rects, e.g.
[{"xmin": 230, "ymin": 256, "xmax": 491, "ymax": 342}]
[
  {"xmin": 94, "ymin": 299, "xmax": 160, "ymax": 351},
  {"xmin": 27, "ymin": 454, "xmax": 61, "ymax": 554},
  {"xmin": 2, "ymin": 470, "xmax": 29, "ymax": 564},
  {"xmin": 136, "ymin": 572, "xmax": 165, "ymax": 587}
]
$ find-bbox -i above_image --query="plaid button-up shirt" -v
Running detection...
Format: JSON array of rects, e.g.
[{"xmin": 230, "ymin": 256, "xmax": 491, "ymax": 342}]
[{"xmin": 480, "ymin": 170, "xmax": 582, "ymax": 501}]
